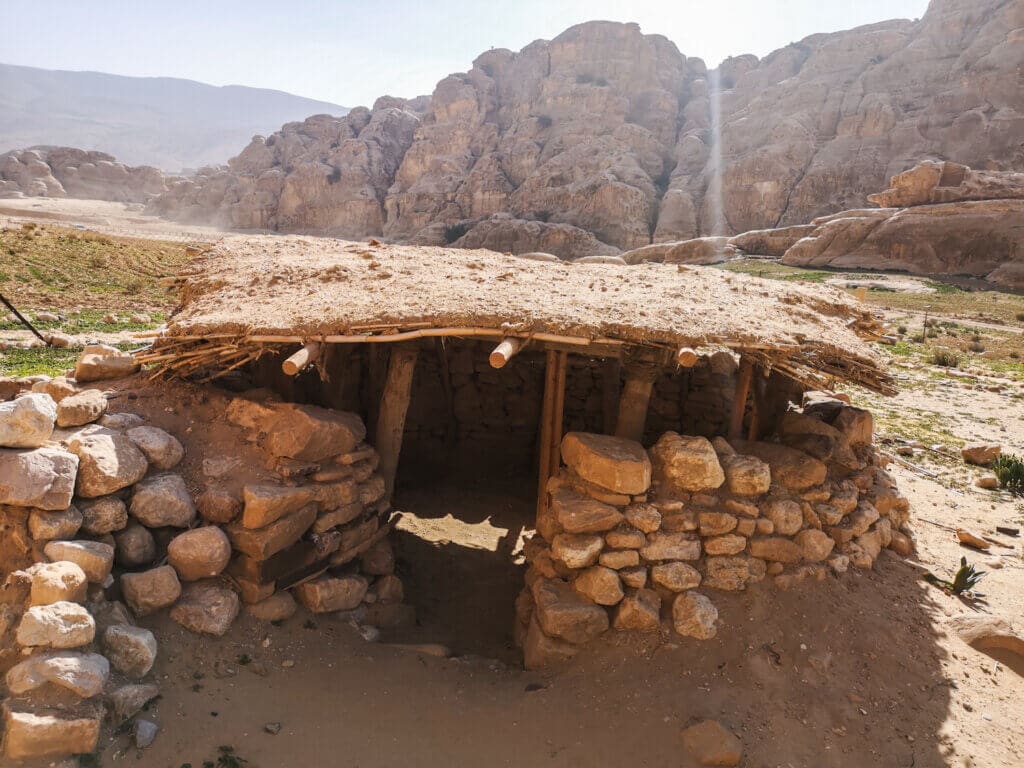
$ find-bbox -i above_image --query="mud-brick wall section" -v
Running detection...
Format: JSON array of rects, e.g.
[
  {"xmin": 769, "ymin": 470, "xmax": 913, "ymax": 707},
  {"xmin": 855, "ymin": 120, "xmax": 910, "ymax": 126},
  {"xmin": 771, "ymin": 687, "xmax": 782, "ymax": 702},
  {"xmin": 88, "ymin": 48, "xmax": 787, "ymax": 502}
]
[
  {"xmin": 516, "ymin": 392, "xmax": 914, "ymax": 668},
  {"xmin": 0, "ymin": 356, "xmax": 409, "ymax": 762}
]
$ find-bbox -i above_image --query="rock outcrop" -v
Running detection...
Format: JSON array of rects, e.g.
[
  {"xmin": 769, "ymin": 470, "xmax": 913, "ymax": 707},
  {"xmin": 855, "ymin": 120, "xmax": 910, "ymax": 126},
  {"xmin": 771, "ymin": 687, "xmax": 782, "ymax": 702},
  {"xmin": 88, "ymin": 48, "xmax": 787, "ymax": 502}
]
[
  {"xmin": 777, "ymin": 161, "xmax": 1024, "ymax": 289},
  {"xmin": 148, "ymin": 1, "xmax": 1023, "ymax": 261},
  {"xmin": 0, "ymin": 147, "xmax": 171, "ymax": 203}
]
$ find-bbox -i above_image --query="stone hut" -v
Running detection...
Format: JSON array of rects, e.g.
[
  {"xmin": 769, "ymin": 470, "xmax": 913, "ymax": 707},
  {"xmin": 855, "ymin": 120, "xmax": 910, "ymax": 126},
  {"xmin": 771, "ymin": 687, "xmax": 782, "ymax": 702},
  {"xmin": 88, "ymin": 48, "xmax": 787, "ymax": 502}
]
[{"xmin": 134, "ymin": 235, "xmax": 907, "ymax": 667}]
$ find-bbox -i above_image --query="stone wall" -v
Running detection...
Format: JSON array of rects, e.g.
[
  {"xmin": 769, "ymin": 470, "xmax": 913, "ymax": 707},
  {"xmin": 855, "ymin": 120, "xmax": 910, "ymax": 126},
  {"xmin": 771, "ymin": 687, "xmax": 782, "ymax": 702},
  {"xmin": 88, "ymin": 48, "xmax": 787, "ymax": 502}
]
[
  {"xmin": 0, "ymin": 358, "xmax": 409, "ymax": 762},
  {"xmin": 516, "ymin": 393, "xmax": 912, "ymax": 668},
  {"xmin": 401, "ymin": 340, "xmax": 741, "ymax": 453}
]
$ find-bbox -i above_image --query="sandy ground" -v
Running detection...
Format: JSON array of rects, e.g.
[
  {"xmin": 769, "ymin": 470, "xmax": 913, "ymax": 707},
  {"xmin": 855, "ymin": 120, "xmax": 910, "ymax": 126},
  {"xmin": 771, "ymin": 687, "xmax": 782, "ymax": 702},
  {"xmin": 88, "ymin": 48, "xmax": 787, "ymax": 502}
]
[
  {"xmin": 0, "ymin": 197, "xmax": 225, "ymax": 243},
  {"xmin": 21, "ymin": 364, "xmax": 1014, "ymax": 768}
]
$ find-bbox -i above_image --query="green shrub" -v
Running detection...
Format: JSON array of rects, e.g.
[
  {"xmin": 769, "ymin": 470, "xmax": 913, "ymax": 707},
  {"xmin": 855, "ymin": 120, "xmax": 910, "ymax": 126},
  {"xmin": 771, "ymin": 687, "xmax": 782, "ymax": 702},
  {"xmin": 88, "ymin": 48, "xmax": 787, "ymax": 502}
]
[
  {"xmin": 442, "ymin": 223, "xmax": 469, "ymax": 244},
  {"xmin": 896, "ymin": 325, "xmax": 907, "ymax": 335},
  {"xmin": 929, "ymin": 348, "xmax": 960, "ymax": 367},
  {"xmin": 992, "ymin": 454, "xmax": 1024, "ymax": 494}
]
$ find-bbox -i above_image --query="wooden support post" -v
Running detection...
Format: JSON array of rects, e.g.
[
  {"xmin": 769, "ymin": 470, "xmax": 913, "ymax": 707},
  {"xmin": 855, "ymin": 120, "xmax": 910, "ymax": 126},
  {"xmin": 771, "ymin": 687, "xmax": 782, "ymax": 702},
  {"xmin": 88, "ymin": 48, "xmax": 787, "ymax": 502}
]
[
  {"xmin": 614, "ymin": 364, "xmax": 658, "ymax": 443},
  {"xmin": 746, "ymin": 364, "xmax": 768, "ymax": 441},
  {"xmin": 434, "ymin": 337, "xmax": 458, "ymax": 449},
  {"xmin": 601, "ymin": 358, "xmax": 621, "ymax": 435},
  {"xmin": 489, "ymin": 337, "xmax": 523, "ymax": 369},
  {"xmin": 536, "ymin": 350, "xmax": 559, "ymax": 519},
  {"xmin": 549, "ymin": 351, "xmax": 568, "ymax": 478},
  {"xmin": 729, "ymin": 357, "xmax": 754, "ymax": 440},
  {"xmin": 282, "ymin": 342, "xmax": 321, "ymax": 376},
  {"xmin": 374, "ymin": 345, "xmax": 418, "ymax": 498}
]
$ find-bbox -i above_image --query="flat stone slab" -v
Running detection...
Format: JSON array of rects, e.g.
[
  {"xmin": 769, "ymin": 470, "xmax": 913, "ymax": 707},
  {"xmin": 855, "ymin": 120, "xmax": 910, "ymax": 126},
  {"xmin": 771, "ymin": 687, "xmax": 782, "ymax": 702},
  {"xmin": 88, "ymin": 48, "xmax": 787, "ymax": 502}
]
[{"xmin": 560, "ymin": 432, "xmax": 652, "ymax": 494}]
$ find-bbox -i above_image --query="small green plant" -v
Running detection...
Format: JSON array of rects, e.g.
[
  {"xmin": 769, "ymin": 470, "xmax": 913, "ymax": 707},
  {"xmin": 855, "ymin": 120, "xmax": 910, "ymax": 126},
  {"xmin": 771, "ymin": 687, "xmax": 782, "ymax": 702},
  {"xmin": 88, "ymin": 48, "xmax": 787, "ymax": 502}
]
[
  {"xmin": 214, "ymin": 746, "xmax": 248, "ymax": 768},
  {"xmin": 236, "ymin": 653, "xmax": 252, "ymax": 666},
  {"xmin": 896, "ymin": 324, "xmax": 907, "ymax": 335},
  {"xmin": 442, "ymin": 222, "xmax": 469, "ymax": 244},
  {"xmin": 992, "ymin": 453, "xmax": 1024, "ymax": 494},
  {"xmin": 923, "ymin": 556, "xmax": 986, "ymax": 596},
  {"xmin": 911, "ymin": 333, "xmax": 926, "ymax": 343},
  {"xmin": 929, "ymin": 348, "xmax": 960, "ymax": 368}
]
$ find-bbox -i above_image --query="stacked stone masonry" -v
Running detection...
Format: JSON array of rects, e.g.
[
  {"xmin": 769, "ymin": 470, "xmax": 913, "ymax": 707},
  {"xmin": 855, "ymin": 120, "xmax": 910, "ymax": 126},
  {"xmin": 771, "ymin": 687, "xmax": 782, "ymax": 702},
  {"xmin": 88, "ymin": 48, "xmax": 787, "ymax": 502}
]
[
  {"xmin": 0, "ymin": 359, "xmax": 408, "ymax": 761},
  {"xmin": 515, "ymin": 393, "xmax": 911, "ymax": 669}
]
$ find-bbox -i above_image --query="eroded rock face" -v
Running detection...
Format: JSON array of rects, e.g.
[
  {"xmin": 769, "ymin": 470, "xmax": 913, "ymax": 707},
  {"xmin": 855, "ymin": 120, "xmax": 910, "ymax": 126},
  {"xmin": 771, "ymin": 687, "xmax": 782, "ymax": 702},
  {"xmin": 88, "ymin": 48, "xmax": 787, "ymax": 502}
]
[
  {"xmin": 148, "ymin": 3, "xmax": 1021, "ymax": 267},
  {"xmin": 0, "ymin": 146, "xmax": 170, "ymax": 202}
]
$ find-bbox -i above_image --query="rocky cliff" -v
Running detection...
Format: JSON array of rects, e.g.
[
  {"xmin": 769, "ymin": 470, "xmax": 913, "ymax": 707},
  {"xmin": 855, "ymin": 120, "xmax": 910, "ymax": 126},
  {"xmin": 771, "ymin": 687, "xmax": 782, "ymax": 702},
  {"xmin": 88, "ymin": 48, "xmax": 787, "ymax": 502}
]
[
  {"xmin": 0, "ymin": 147, "xmax": 172, "ymax": 204},
  {"xmin": 150, "ymin": 0, "xmax": 1022, "ymax": 258},
  {"xmin": 778, "ymin": 161, "xmax": 1024, "ymax": 289}
]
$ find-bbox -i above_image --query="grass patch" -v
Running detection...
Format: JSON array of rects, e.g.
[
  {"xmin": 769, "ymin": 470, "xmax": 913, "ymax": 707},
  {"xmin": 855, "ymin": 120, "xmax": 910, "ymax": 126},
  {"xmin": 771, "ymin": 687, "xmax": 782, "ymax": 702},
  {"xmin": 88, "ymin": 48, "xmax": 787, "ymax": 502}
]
[
  {"xmin": 718, "ymin": 261, "xmax": 832, "ymax": 283},
  {"xmin": 0, "ymin": 223, "xmax": 199, "ymax": 313},
  {"xmin": 0, "ymin": 343, "xmax": 140, "ymax": 378}
]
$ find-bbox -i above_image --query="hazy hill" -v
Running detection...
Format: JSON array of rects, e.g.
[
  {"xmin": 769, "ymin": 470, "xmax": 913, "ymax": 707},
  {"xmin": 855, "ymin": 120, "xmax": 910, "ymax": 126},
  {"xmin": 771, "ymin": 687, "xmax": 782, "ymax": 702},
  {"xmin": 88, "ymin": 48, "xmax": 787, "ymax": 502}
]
[{"xmin": 0, "ymin": 62, "xmax": 347, "ymax": 171}]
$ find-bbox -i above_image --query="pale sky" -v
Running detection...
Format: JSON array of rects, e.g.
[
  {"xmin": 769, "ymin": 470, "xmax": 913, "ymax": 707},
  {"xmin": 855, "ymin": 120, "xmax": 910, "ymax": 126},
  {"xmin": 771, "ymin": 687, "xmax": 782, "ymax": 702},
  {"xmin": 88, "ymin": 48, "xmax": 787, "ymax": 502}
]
[{"xmin": 5, "ymin": 0, "xmax": 931, "ymax": 107}]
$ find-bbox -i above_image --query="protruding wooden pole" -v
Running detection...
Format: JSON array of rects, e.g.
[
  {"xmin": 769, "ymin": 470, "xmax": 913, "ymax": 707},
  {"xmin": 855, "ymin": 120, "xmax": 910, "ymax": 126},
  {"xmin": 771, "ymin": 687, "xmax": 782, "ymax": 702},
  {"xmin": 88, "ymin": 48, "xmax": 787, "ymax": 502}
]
[
  {"xmin": 729, "ymin": 357, "xmax": 754, "ymax": 440},
  {"xmin": 676, "ymin": 346, "xmax": 698, "ymax": 368},
  {"xmin": 489, "ymin": 337, "xmax": 523, "ymax": 369},
  {"xmin": 374, "ymin": 345, "xmax": 418, "ymax": 499},
  {"xmin": 614, "ymin": 364, "xmax": 658, "ymax": 443},
  {"xmin": 282, "ymin": 342, "xmax": 321, "ymax": 375}
]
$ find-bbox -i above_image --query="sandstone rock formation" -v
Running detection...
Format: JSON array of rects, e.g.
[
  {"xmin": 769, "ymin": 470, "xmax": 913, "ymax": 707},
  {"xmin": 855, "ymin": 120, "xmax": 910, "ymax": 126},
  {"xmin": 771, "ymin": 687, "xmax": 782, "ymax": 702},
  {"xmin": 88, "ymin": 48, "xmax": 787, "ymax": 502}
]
[
  {"xmin": 0, "ymin": 147, "xmax": 171, "ymax": 203},
  {"xmin": 149, "ymin": 0, "xmax": 1023, "ymax": 262},
  {"xmin": 777, "ymin": 162, "xmax": 1024, "ymax": 289}
]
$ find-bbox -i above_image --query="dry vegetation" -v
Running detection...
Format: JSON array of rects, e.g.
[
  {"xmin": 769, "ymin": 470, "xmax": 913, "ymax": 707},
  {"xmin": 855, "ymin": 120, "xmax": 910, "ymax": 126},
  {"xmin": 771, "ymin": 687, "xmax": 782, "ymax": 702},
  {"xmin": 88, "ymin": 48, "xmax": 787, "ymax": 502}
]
[{"xmin": 0, "ymin": 222, "xmax": 194, "ymax": 311}]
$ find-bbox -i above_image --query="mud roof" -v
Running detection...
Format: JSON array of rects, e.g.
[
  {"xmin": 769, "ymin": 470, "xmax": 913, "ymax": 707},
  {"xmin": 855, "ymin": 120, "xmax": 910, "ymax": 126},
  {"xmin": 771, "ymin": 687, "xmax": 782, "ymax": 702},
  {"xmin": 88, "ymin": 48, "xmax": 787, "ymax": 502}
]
[{"xmin": 148, "ymin": 235, "xmax": 895, "ymax": 394}]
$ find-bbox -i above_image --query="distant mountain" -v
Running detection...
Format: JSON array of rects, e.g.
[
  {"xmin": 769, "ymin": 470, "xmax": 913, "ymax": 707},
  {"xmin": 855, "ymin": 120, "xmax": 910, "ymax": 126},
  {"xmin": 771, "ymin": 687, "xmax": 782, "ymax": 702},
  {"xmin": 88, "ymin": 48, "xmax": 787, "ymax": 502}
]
[{"xmin": 0, "ymin": 62, "xmax": 347, "ymax": 171}]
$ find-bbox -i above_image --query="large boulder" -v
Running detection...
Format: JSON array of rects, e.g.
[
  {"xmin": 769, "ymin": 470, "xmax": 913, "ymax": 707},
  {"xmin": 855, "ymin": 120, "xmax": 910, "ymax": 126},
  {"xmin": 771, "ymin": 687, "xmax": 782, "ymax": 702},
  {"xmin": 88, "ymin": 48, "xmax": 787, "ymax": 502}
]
[
  {"xmin": 0, "ymin": 447, "xmax": 78, "ymax": 509},
  {"xmin": 731, "ymin": 441, "xmax": 826, "ymax": 491},
  {"xmin": 6, "ymin": 651, "xmax": 109, "ymax": 698},
  {"xmin": 2, "ymin": 705, "xmax": 101, "ymax": 760},
  {"xmin": 550, "ymin": 486, "xmax": 624, "ymax": 533},
  {"xmin": 130, "ymin": 473, "xmax": 196, "ymax": 527},
  {"xmin": 166, "ymin": 526, "xmax": 231, "ymax": 581},
  {"xmin": 103, "ymin": 624, "xmax": 158, "ymax": 678},
  {"xmin": 78, "ymin": 495, "xmax": 128, "ymax": 535},
  {"xmin": 74, "ymin": 344, "xmax": 140, "ymax": 382},
  {"xmin": 43, "ymin": 540, "xmax": 114, "ymax": 583},
  {"xmin": 648, "ymin": 433, "xmax": 725, "ymax": 493},
  {"xmin": 120, "ymin": 566, "xmax": 182, "ymax": 616},
  {"xmin": 68, "ymin": 433, "xmax": 148, "ymax": 497},
  {"xmin": 0, "ymin": 393, "xmax": 57, "ymax": 448},
  {"xmin": 560, "ymin": 433, "xmax": 652, "ymax": 494},
  {"xmin": 28, "ymin": 506, "xmax": 82, "ymax": 541},
  {"xmin": 16, "ymin": 601, "xmax": 95, "ymax": 648},
  {"xmin": 125, "ymin": 426, "xmax": 185, "ymax": 469},
  {"xmin": 27, "ymin": 561, "xmax": 88, "ymax": 606},
  {"xmin": 532, "ymin": 578, "xmax": 609, "ymax": 645},
  {"xmin": 55, "ymin": 390, "xmax": 107, "ymax": 428},
  {"xmin": 262, "ymin": 404, "xmax": 366, "ymax": 461},
  {"xmin": 671, "ymin": 591, "xmax": 718, "ymax": 640},
  {"xmin": 169, "ymin": 581, "xmax": 240, "ymax": 636},
  {"xmin": 294, "ymin": 575, "xmax": 368, "ymax": 613}
]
